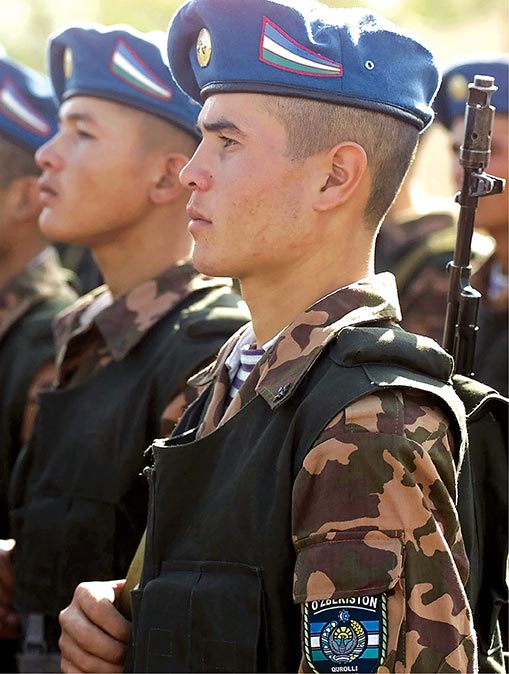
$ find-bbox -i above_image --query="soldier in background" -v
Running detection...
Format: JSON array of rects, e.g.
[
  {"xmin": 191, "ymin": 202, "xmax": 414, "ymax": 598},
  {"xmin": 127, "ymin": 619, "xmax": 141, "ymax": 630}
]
[
  {"xmin": 375, "ymin": 131, "xmax": 496, "ymax": 343},
  {"xmin": 377, "ymin": 55, "xmax": 508, "ymax": 397},
  {"xmin": 0, "ymin": 50, "xmax": 78, "ymax": 672},
  {"xmin": 435, "ymin": 54, "xmax": 509, "ymax": 669},
  {"xmin": 1, "ymin": 24, "xmax": 248, "ymax": 671},
  {"xmin": 435, "ymin": 56, "xmax": 508, "ymax": 396}
]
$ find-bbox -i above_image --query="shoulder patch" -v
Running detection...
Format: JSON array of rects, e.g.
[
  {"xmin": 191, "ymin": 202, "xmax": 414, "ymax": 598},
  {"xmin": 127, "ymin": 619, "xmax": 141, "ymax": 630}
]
[{"xmin": 303, "ymin": 595, "xmax": 387, "ymax": 673}]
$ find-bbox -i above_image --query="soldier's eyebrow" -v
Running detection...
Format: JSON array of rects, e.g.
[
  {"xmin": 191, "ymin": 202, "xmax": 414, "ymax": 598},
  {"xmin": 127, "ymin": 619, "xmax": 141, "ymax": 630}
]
[
  {"xmin": 59, "ymin": 111, "xmax": 98, "ymax": 126},
  {"xmin": 200, "ymin": 116, "xmax": 247, "ymax": 138}
]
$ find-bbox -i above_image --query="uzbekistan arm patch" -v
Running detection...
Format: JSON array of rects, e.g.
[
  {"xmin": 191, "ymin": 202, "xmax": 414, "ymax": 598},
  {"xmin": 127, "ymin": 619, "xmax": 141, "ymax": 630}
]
[{"xmin": 303, "ymin": 595, "xmax": 388, "ymax": 673}]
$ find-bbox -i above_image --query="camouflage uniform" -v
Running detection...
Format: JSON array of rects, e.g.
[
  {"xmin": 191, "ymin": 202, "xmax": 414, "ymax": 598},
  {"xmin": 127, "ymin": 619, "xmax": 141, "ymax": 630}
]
[
  {"xmin": 49, "ymin": 260, "xmax": 238, "ymax": 431},
  {"xmin": 129, "ymin": 273, "xmax": 476, "ymax": 674},
  {"xmin": 9, "ymin": 261, "xmax": 249, "ymax": 647},
  {"xmin": 376, "ymin": 213, "xmax": 507, "ymax": 395},
  {"xmin": 0, "ymin": 247, "xmax": 76, "ymax": 537},
  {"xmin": 375, "ymin": 209, "xmax": 459, "ymax": 343}
]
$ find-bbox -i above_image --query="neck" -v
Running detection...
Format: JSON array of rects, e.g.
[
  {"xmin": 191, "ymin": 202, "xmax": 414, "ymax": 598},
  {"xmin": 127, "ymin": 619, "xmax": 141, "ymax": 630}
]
[
  {"xmin": 90, "ymin": 206, "xmax": 193, "ymax": 298},
  {"xmin": 0, "ymin": 236, "xmax": 47, "ymax": 289},
  {"xmin": 388, "ymin": 182, "xmax": 415, "ymax": 219},
  {"xmin": 241, "ymin": 242, "xmax": 374, "ymax": 346}
]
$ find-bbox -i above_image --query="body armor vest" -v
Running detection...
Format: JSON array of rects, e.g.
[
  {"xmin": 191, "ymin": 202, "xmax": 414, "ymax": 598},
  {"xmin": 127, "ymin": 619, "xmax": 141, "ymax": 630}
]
[
  {"xmin": 10, "ymin": 286, "xmax": 248, "ymax": 616},
  {"xmin": 128, "ymin": 326, "xmax": 465, "ymax": 673},
  {"xmin": 0, "ymin": 293, "xmax": 75, "ymax": 537}
]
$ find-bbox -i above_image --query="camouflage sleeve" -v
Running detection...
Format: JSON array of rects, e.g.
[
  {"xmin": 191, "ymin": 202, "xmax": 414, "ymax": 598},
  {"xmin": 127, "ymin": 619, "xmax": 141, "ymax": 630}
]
[{"xmin": 292, "ymin": 388, "xmax": 477, "ymax": 673}]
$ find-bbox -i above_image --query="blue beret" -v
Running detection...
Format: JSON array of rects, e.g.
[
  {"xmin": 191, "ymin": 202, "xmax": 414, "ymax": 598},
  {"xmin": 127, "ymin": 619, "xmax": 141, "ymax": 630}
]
[
  {"xmin": 167, "ymin": 0, "xmax": 440, "ymax": 132},
  {"xmin": 0, "ymin": 49, "xmax": 58, "ymax": 153},
  {"xmin": 434, "ymin": 55, "xmax": 509, "ymax": 129},
  {"xmin": 49, "ymin": 22, "xmax": 201, "ymax": 138}
]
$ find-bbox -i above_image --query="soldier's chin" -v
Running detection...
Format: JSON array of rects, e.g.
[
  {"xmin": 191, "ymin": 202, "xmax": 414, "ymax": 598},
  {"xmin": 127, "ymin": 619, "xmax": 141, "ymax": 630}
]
[
  {"xmin": 191, "ymin": 253, "xmax": 233, "ymax": 280},
  {"xmin": 38, "ymin": 209, "xmax": 72, "ymax": 244}
]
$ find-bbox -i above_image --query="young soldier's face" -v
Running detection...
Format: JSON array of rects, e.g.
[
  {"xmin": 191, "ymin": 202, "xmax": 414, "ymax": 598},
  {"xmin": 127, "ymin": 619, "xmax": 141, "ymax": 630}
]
[
  {"xmin": 180, "ymin": 93, "xmax": 317, "ymax": 283},
  {"xmin": 36, "ymin": 96, "xmax": 155, "ymax": 247}
]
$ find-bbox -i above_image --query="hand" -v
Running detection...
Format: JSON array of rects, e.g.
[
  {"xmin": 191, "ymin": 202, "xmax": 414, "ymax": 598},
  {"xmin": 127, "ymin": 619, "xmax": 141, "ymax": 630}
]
[
  {"xmin": 0, "ymin": 539, "xmax": 19, "ymax": 640},
  {"xmin": 59, "ymin": 580, "xmax": 131, "ymax": 673}
]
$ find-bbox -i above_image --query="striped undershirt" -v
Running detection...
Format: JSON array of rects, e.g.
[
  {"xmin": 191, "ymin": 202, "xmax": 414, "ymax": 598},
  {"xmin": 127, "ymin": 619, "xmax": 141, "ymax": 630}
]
[
  {"xmin": 224, "ymin": 328, "xmax": 280, "ymax": 411},
  {"xmin": 225, "ymin": 344, "xmax": 265, "ymax": 408}
]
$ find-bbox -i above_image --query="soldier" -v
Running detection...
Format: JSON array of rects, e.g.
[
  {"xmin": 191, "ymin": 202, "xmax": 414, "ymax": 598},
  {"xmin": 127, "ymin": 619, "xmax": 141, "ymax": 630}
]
[
  {"xmin": 58, "ymin": 2, "xmax": 477, "ymax": 673},
  {"xmin": 435, "ymin": 54, "xmax": 509, "ymax": 670},
  {"xmin": 375, "ymin": 135, "xmax": 496, "ymax": 344},
  {"xmin": 435, "ymin": 56, "xmax": 508, "ymax": 397},
  {"xmin": 378, "ymin": 56, "xmax": 508, "ymax": 397},
  {"xmin": 2, "ymin": 24, "xmax": 249, "ymax": 671},
  {"xmin": 0, "ymin": 50, "xmax": 77, "ymax": 671}
]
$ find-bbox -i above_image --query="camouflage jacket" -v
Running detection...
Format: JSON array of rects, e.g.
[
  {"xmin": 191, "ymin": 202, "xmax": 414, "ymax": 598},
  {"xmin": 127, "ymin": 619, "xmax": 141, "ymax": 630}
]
[
  {"xmin": 52, "ymin": 260, "xmax": 235, "ymax": 433},
  {"xmin": 186, "ymin": 272, "xmax": 476, "ymax": 673},
  {"xmin": 0, "ymin": 247, "xmax": 75, "ymax": 345}
]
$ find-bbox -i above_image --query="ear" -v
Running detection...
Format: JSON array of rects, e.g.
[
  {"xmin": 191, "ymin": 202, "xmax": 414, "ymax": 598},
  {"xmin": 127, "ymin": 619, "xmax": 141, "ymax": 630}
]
[
  {"xmin": 6, "ymin": 176, "xmax": 42, "ymax": 223},
  {"xmin": 313, "ymin": 142, "xmax": 368, "ymax": 212},
  {"xmin": 149, "ymin": 153, "xmax": 191, "ymax": 205}
]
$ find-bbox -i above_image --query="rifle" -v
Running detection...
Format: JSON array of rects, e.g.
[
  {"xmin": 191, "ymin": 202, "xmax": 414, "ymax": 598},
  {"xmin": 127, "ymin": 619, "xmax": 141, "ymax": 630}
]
[{"xmin": 442, "ymin": 75, "xmax": 506, "ymax": 375}]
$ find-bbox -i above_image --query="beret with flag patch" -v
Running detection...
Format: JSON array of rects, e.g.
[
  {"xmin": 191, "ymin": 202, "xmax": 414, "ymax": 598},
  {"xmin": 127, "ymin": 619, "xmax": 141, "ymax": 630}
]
[
  {"xmin": 433, "ymin": 55, "xmax": 509, "ymax": 130},
  {"xmin": 166, "ymin": 0, "xmax": 440, "ymax": 132},
  {"xmin": 48, "ymin": 22, "xmax": 201, "ymax": 138},
  {"xmin": 0, "ymin": 49, "xmax": 58, "ymax": 153}
]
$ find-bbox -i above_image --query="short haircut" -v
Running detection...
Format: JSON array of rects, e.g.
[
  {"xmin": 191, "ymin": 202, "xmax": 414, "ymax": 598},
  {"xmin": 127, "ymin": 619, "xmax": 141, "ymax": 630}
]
[
  {"xmin": 0, "ymin": 136, "xmax": 40, "ymax": 188},
  {"xmin": 262, "ymin": 95, "xmax": 419, "ymax": 229},
  {"xmin": 135, "ymin": 108, "xmax": 200, "ymax": 158}
]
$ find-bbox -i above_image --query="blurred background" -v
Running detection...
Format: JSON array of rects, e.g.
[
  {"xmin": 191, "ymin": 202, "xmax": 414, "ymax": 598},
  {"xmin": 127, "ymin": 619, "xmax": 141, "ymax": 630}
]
[{"xmin": 1, "ymin": 0, "xmax": 507, "ymax": 206}]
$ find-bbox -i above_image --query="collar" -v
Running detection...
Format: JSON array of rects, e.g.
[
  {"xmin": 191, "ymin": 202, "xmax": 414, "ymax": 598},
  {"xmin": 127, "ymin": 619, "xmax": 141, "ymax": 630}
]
[
  {"xmin": 54, "ymin": 260, "xmax": 231, "ymax": 361},
  {"xmin": 191, "ymin": 273, "xmax": 401, "ymax": 408},
  {"xmin": 0, "ymin": 247, "xmax": 73, "ymax": 340},
  {"xmin": 224, "ymin": 325, "xmax": 282, "ymax": 379}
]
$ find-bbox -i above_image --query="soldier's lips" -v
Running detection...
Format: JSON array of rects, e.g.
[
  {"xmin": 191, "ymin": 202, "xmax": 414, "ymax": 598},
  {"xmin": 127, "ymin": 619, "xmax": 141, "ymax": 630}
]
[
  {"xmin": 38, "ymin": 182, "xmax": 58, "ymax": 204},
  {"xmin": 187, "ymin": 205, "xmax": 212, "ymax": 231}
]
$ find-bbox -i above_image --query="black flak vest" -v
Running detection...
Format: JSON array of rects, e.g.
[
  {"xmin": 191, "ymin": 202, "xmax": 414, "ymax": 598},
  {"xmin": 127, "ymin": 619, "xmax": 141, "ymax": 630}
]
[
  {"xmin": 9, "ymin": 285, "xmax": 248, "ymax": 617},
  {"xmin": 128, "ymin": 325, "xmax": 466, "ymax": 673},
  {"xmin": 0, "ymin": 291, "xmax": 75, "ymax": 538}
]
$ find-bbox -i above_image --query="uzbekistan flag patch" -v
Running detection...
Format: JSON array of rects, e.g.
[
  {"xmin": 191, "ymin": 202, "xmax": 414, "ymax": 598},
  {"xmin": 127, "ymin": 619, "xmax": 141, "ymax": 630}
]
[
  {"xmin": 259, "ymin": 17, "xmax": 342, "ymax": 78},
  {"xmin": 303, "ymin": 595, "xmax": 388, "ymax": 673},
  {"xmin": 0, "ymin": 79, "xmax": 51, "ymax": 136},
  {"xmin": 110, "ymin": 39, "xmax": 173, "ymax": 101}
]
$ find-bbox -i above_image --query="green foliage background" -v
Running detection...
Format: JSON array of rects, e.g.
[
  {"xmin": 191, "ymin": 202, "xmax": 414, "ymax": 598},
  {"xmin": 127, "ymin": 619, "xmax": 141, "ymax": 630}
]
[{"xmin": 0, "ymin": 0, "xmax": 507, "ymax": 72}]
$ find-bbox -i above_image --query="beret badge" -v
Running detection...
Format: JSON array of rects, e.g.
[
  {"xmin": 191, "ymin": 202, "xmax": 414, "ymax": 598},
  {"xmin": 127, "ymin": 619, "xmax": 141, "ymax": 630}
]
[
  {"xmin": 448, "ymin": 73, "xmax": 469, "ymax": 103},
  {"xmin": 196, "ymin": 28, "xmax": 212, "ymax": 68},
  {"xmin": 63, "ymin": 48, "xmax": 74, "ymax": 79}
]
